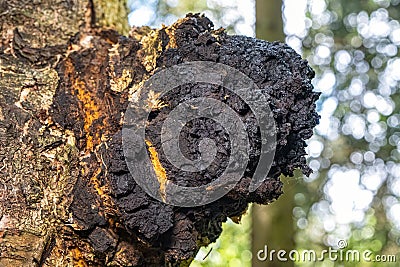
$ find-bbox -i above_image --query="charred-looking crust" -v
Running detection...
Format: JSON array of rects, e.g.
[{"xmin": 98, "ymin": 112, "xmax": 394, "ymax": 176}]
[{"xmin": 49, "ymin": 13, "xmax": 320, "ymax": 266}]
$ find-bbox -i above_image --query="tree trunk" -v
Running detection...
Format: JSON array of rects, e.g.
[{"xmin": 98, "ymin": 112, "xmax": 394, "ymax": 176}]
[
  {"xmin": 0, "ymin": 1, "xmax": 319, "ymax": 266},
  {"xmin": 256, "ymin": 0, "xmax": 284, "ymax": 42},
  {"xmin": 252, "ymin": 1, "xmax": 296, "ymax": 267}
]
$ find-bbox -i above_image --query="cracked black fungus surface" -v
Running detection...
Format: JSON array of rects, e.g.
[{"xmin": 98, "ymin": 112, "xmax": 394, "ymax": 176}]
[
  {"xmin": 52, "ymin": 14, "xmax": 319, "ymax": 266},
  {"xmin": 106, "ymin": 14, "xmax": 320, "ymax": 265}
]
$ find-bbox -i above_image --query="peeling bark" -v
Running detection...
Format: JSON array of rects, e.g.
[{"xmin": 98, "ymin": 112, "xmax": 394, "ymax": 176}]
[{"xmin": 0, "ymin": 1, "xmax": 319, "ymax": 266}]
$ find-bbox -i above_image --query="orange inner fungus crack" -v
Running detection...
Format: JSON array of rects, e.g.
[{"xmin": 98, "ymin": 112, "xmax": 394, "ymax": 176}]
[{"xmin": 145, "ymin": 140, "xmax": 168, "ymax": 202}]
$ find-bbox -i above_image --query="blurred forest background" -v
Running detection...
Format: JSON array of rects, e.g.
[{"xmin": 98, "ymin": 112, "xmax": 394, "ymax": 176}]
[{"xmin": 127, "ymin": 0, "xmax": 400, "ymax": 266}]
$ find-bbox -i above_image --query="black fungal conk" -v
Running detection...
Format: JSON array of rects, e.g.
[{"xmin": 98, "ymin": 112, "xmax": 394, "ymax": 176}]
[{"xmin": 104, "ymin": 14, "xmax": 320, "ymax": 264}]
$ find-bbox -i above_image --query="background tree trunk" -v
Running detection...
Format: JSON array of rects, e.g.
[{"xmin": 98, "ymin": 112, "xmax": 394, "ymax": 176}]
[
  {"xmin": 255, "ymin": 0, "xmax": 284, "ymax": 42},
  {"xmin": 252, "ymin": 1, "xmax": 296, "ymax": 267},
  {"xmin": 0, "ymin": 1, "xmax": 319, "ymax": 266}
]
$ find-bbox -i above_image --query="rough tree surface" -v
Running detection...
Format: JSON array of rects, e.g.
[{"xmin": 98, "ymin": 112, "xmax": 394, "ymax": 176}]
[{"xmin": 0, "ymin": 1, "xmax": 320, "ymax": 266}]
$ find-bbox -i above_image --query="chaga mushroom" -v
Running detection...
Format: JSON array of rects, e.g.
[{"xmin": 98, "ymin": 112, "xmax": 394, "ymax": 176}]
[{"xmin": 49, "ymin": 13, "xmax": 319, "ymax": 266}]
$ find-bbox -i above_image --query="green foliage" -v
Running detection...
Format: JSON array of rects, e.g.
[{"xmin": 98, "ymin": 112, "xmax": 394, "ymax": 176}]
[
  {"xmin": 287, "ymin": 0, "xmax": 400, "ymax": 265},
  {"xmin": 191, "ymin": 212, "xmax": 252, "ymax": 267}
]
